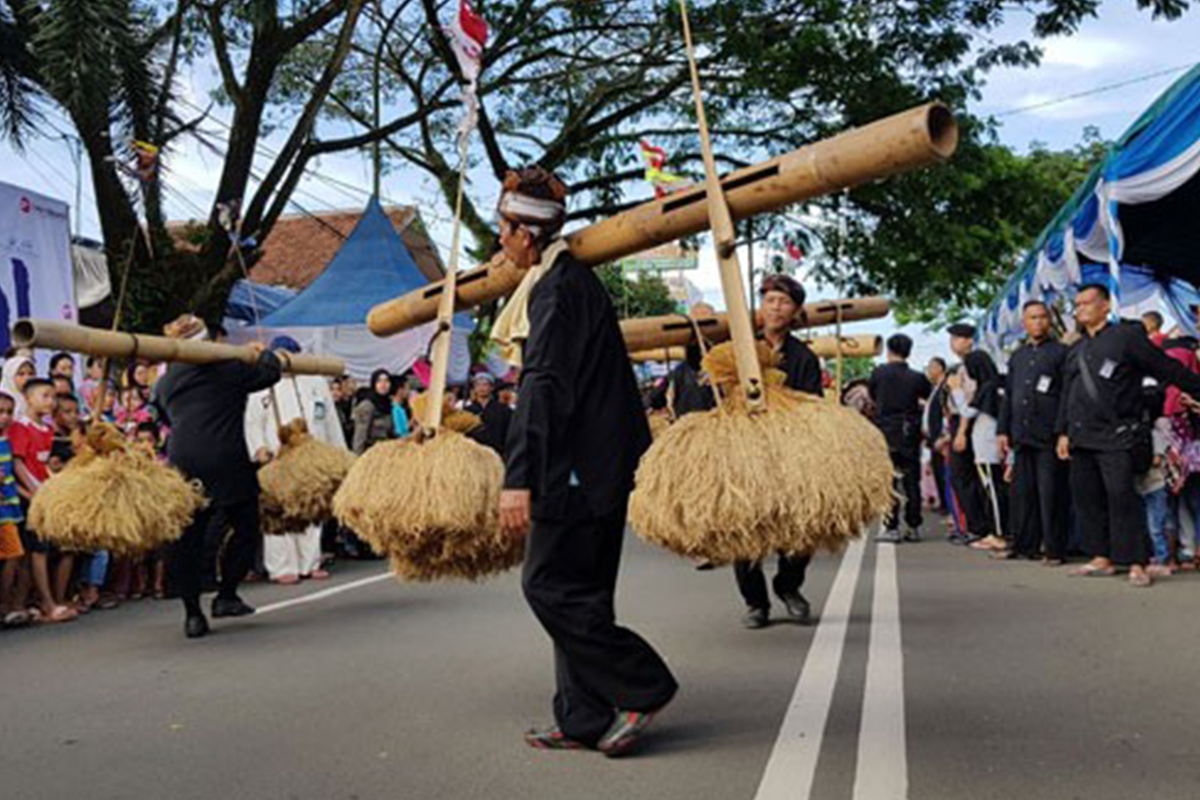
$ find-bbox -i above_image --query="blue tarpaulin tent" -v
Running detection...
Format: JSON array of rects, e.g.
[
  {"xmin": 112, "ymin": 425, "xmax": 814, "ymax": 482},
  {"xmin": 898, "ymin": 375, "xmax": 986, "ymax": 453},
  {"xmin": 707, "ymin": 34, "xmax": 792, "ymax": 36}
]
[
  {"xmin": 224, "ymin": 198, "xmax": 473, "ymax": 382},
  {"xmin": 981, "ymin": 64, "xmax": 1200, "ymax": 355}
]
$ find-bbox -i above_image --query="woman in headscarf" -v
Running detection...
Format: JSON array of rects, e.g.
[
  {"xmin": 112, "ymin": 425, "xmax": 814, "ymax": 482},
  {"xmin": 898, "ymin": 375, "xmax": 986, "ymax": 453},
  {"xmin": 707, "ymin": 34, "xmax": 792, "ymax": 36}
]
[
  {"xmin": 351, "ymin": 369, "xmax": 395, "ymax": 454},
  {"xmin": 1, "ymin": 356, "xmax": 36, "ymax": 418}
]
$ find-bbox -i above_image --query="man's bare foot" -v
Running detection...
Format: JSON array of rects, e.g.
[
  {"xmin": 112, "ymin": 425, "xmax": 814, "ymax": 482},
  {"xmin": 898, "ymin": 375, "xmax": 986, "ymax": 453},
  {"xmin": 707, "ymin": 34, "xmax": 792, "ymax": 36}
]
[{"xmin": 1129, "ymin": 566, "xmax": 1152, "ymax": 588}]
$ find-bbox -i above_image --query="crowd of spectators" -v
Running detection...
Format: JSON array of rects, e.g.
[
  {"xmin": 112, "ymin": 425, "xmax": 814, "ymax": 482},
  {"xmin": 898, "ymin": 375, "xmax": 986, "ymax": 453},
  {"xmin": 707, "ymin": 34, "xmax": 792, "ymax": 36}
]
[{"xmin": 0, "ymin": 344, "xmax": 519, "ymax": 630}]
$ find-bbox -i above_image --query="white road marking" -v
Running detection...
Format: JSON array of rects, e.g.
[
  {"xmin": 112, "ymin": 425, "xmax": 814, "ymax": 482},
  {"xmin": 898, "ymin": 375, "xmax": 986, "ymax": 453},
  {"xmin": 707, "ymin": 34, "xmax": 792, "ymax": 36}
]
[
  {"xmin": 752, "ymin": 538, "xmax": 868, "ymax": 800},
  {"xmin": 853, "ymin": 543, "xmax": 907, "ymax": 800},
  {"xmin": 254, "ymin": 571, "xmax": 393, "ymax": 616}
]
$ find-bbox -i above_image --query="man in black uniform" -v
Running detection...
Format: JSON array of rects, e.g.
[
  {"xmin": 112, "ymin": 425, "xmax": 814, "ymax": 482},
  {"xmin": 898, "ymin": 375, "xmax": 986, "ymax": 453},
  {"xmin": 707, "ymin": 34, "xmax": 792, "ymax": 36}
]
[
  {"xmin": 1058, "ymin": 284, "xmax": 1200, "ymax": 587},
  {"xmin": 735, "ymin": 274, "xmax": 822, "ymax": 630},
  {"xmin": 154, "ymin": 315, "xmax": 282, "ymax": 638},
  {"xmin": 495, "ymin": 168, "xmax": 676, "ymax": 756},
  {"xmin": 869, "ymin": 334, "xmax": 932, "ymax": 543},
  {"xmin": 464, "ymin": 372, "xmax": 513, "ymax": 457},
  {"xmin": 997, "ymin": 300, "xmax": 1069, "ymax": 563}
]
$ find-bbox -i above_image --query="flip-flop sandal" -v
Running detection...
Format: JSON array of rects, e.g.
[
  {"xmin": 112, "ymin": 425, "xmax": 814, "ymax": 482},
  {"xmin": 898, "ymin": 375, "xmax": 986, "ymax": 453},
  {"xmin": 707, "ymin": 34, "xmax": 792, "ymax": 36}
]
[
  {"xmin": 1068, "ymin": 565, "xmax": 1116, "ymax": 577},
  {"xmin": 37, "ymin": 606, "xmax": 78, "ymax": 624},
  {"xmin": 1129, "ymin": 572, "xmax": 1153, "ymax": 588},
  {"xmin": 3, "ymin": 610, "xmax": 32, "ymax": 628}
]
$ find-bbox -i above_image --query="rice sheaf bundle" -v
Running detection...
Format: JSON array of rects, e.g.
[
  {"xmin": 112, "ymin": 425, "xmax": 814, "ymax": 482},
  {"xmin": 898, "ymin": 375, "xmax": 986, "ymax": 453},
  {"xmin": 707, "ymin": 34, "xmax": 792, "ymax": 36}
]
[
  {"xmin": 258, "ymin": 418, "xmax": 356, "ymax": 534},
  {"xmin": 29, "ymin": 423, "xmax": 206, "ymax": 556},
  {"xmin": 628, "ymin": 342, "xmax": 893, "ymax": 563},
  {"xmin": 332, "ymin": 395, "xmax": 522, "ymax": 581}
]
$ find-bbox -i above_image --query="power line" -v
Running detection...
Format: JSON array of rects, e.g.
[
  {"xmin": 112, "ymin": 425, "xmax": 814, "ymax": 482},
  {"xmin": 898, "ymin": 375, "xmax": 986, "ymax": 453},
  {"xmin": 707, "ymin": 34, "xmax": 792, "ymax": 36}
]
[{"xmin": 995, "ymin": 60, "xmax": 1198, "ymax": 118}]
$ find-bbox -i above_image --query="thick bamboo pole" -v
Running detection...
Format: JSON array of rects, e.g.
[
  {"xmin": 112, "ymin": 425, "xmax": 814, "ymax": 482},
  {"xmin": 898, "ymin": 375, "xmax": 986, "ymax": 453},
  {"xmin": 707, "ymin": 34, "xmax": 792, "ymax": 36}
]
[
  {"xmin": 367, "ymin": 103, "xmax": 957, "ymax": 337},
  {"xmin": 628, "ymin": 334, "xmax": 881, "ymax": 363},
  {"xmin": 619, "ymin": 296, "xmax": 889, "ymax": 353},
  {"xmin": 12, "ymin": 320, "xmax": 345, "ymax": 377}
]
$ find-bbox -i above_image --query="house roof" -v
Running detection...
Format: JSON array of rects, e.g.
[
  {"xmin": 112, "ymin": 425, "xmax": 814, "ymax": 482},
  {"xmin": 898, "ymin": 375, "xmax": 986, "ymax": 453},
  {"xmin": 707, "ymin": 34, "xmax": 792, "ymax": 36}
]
[{"xmin": 207, "ymin": 205, "xmax": 444, "ymax": 289}]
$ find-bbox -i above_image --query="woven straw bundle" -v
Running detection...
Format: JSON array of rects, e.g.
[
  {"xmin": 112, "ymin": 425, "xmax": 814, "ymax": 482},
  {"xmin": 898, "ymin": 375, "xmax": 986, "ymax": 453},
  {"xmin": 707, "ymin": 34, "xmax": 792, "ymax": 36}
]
[
  {"xmin": 29, "ymin": 424, "xmax": 205, "ymax": 555},
  {"xmin": 333, "ymin": 397, "xmax": 522, "ymax": 581},
  {"xmin": 629, "ymin": 342, "xmax": 893, "ymax": 563},
  {"xmin": 258, "ymin": 418, "xmax": 356, "ymax": 535}
]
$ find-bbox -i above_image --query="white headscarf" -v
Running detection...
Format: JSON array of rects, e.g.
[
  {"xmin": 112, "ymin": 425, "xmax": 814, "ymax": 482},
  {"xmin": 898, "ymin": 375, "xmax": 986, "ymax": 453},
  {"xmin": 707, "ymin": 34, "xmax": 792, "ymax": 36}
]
[{"xmin": 1, "ymin": 356, "xmax": 34, "ymax": 418}]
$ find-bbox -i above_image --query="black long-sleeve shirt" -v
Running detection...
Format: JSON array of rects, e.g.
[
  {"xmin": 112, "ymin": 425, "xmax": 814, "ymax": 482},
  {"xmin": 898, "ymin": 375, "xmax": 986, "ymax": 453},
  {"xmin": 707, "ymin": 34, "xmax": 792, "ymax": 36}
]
[
  {"xmin": 868, "ymin": 361, "xmax": 932, "ymax": 452},
  {"xmin": 504, "ymin": 252, "xmax": 650, "ymax": 520},
  {"xmin": 1058, "ymin": 321, "xmax": 1200, "ymax": 451},
  {"xmin": 964, "ymin": 349, "xmax": 1002, "ymax": 418},
  {"xmin": 156, "ymin": 351, "xmax": 282, "ymax": 504},
  {"xmin": 648, "ymin": 362, "xmax": 716, "ymax": 417},
  {"xmin": 997, "ymin": 338, "xmax": 1068, "ymax": 450},
  {"xmin": 778, "ymin": 336, "xmax": 823, "ymax": 396},
  {"xmin": 465, "ymin": 398, "xmax": 513, "ymax": 457}
]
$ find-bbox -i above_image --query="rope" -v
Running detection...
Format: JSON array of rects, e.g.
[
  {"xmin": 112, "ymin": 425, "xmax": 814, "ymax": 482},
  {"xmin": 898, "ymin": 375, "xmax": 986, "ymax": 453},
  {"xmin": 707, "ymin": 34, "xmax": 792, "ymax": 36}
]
[
  {"xmin": 834, "ymin": 303, "xmax": 845, "ymax": 398},
  {"xmin": 683, "ymin": 313, "xmax": 724, "ymax": 405}
]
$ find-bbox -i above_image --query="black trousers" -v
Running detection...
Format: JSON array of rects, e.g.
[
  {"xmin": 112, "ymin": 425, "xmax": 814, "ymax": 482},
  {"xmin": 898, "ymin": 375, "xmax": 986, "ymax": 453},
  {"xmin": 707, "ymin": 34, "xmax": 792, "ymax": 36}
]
[
  {"xmin": 885, "ymin": 447, "xmax": 923, "ymax": 531},
  {"xmin": 931, "ymin": 450, "xmax": 949, "ymax": 512},
  {"xmin": 170, "ymin": 497, "xmax": 260, "ymax": 616},
  {"xmin": 734, "ymin": 553, "xmax": 811, "ymax": 611},
  {"xmin": 950, "ymin": 448, "xmax": 992, "ymax": 538},
  {"xmin": 1068, "ymin": 447, "xmax": 1150, "ymax": 567},
  {"xmin": 1011, "ymin": 445, "xmax": 1069, "ymax": 559},
  {"xmin": 522, "ymin": 491, "xmax": 677, "ymax": 746}
]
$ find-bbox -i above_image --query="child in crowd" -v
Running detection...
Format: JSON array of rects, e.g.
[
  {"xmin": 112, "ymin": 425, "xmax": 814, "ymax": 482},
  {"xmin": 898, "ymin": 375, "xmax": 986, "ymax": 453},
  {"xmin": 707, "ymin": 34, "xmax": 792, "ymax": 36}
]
[
  {"xmin": 0, "ymin": 391, "xmax": 30, "ymax": 627},
  {"xmin": 79, "ymin": 356, "xmax": 104, "ymax": 411},
  {"xmin": 1142, "ymin": 416, "xmax": 1175, "ymax": 577},
  {"xmin": 117, "ymin": 386, "xmax": 152, "ymax": 436},
  {"xmin": 11, "ymin": 378, "xmax": 76, "ymax": 623}
]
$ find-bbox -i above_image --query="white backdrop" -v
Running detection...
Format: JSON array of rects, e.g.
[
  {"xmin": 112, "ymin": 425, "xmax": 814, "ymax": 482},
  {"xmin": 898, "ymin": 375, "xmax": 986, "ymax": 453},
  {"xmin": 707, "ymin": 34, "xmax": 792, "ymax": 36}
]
[{"xmin": 0, "ymin": 182, "xmax": 75, "ymax": 358}]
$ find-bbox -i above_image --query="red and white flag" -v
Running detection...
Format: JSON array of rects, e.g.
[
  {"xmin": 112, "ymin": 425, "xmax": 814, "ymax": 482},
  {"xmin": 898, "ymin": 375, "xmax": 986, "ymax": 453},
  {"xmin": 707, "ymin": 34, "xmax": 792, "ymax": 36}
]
[
  {"xmin": 447, "ymin": 0, "xmax": 488, "ymax": 83},
  {"xmin": 446, "ymin": 0, "xmax": 488, "ymax": 147}
]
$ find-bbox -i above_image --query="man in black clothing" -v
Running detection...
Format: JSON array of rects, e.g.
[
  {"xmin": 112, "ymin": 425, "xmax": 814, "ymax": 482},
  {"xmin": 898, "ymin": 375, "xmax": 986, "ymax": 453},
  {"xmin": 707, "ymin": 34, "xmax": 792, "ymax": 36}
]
[
  {"xmin": 495, "ymin": 168, "xmax": 676, "ymax": 756},
  {"xmin": 464, "ymin": 372, "xmax": 513, "ymax": 457},
  {"xmin": 648, "ymin": 342, "xmax": 716, "ymax": 418},
  {"xmin": 869, "ymin": 334, "xmax": 932, "ymax": 543},
  {"xmin": 1058, "ymin": 284, "xmax": 1200, "ymax": 587},
  {"xmin": 947, "ymin": 322, "xmax": 1004, "ymax": 546},
  {"xmin": 734, "ymin": 273, "xmax": 822, "ymax": 630},
  {"xmin": 923, "ymin": 357, "xmax": 950, "ymax": 514},
  {"xmin": 154, "ymin": 316, "xmax": 282, "ymax": 638},
  {"xmin": 997, "ymin": 301, "xmax": 1070, "ymax": 563}
]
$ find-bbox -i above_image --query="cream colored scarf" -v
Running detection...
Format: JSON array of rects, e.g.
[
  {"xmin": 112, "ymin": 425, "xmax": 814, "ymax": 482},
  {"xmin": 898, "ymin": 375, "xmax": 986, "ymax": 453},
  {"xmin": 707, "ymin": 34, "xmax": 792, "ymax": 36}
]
[{"xmin": 491, "ymin": 239, "xmax": 570, "ymax": 367}]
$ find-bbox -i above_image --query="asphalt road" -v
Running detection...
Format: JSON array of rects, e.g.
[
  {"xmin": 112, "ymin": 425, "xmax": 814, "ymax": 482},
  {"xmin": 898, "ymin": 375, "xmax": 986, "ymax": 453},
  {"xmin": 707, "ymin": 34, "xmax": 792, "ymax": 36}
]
[{"xmin": 3, "ymin": 526, "xmax": 1199, "ymax": 800}]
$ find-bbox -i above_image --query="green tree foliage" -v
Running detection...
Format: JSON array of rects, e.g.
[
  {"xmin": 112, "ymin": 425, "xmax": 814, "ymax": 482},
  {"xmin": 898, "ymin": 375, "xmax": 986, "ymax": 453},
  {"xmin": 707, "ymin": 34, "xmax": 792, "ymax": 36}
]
[
  {"xmin": 806, "ymin": 128, "xmax": 1112, "ymax": 325},
  {"xmin": 596, "ymin": 265, "xmax": 678, "ymax": 319}
]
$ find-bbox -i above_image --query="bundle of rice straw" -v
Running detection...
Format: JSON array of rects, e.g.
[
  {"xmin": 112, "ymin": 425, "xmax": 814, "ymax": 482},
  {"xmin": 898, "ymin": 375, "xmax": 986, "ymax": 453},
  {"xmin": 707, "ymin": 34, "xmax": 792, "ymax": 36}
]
[
  {"xmin": 628, "ymin": 342, "xmax": 893, "ymax": 563},
  {"xmin": 332, "ymin": 394, "xmax": 522, "ymax": 581},
  {"xmin": 258, "ymin": 418, "xmax": 356, "ymax": 534},
  {"xmin": 29, "ymin": 423, "xmax": 205, "ymax": 556},
  {"xmin": 647, "ymin": 412, "xmax": 672, "ymax": 440}
]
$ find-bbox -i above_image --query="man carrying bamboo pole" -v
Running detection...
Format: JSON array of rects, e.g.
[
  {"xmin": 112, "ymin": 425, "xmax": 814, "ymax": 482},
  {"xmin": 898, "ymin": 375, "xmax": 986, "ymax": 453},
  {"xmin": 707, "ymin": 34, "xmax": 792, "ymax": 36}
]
[
  {"xmin": 154, "ymin": 315, "xmax": 283, "ymax": 639},
  {"xmin": 494, "ymin": 168, "xmax": 677, "ymax": 756},
  {"xmin": 735, "ymin": 274, "xmax": 822, "ymax": 630}
]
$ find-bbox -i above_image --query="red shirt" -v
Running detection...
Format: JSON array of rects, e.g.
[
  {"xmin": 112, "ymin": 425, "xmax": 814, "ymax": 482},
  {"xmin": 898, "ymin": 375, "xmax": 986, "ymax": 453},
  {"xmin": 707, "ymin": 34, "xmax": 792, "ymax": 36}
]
[{"xmin": 10, "ymin": 419, "xmax": 54, "ymax": 486}]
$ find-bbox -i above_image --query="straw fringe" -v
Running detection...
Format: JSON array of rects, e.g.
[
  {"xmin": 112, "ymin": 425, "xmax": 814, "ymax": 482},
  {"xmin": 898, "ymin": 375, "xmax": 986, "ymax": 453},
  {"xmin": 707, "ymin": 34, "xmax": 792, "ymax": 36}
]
[
  {"xmin": 28, "ymin": 424, "xmax": 205, "ymax": 556},
  {"xmin": 628, "ymin": 342, "xmax": 893, "ymax": 563},
  {"xmin": 258, "ymin": 418, "xmax": 356, "ymax": 534},
  {"xmin": 332, "ymin": 430, "xmax": 520, "ymax": 581}
]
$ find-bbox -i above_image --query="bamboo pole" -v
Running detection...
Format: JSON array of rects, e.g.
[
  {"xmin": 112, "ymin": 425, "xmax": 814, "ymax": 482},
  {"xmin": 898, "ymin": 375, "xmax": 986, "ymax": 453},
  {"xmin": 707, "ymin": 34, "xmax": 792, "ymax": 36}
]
[
  {"xmin": 676, "ymin": 0, "xmax": 764, "ymax": 410},
  {"xmin": 619, "ymin": 296, "xmax": 889, "ymax": 353},
  {"xmin": 12, "ymin": 319, "xmax": 345, "ymax": 377},
  {"xmin": 628, "ymin": 334, "xmax": 881, "ymax": 363},
  {"xmin": 367, "ymin": 102, "xmax": 957, "ymax": 336}
]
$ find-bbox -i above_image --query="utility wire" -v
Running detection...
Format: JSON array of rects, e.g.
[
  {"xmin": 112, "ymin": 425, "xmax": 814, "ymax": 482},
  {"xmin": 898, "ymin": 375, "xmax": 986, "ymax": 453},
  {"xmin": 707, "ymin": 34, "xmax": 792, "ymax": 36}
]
[{"xmin": 995, "ymin": 60, "xmax": 1198, "ymax": 118}]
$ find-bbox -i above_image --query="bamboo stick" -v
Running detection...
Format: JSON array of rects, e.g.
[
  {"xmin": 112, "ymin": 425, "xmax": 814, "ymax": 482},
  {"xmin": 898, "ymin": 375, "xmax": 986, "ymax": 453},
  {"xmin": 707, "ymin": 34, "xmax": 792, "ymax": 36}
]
[
  {"xmin": 628, "ymin": 334, "xmax": 881, "ymax": 363},
  {"xmin": 12, "ymin": 319, "xmax": 345, "ymax": 377},
  {"xmin": 677, "ymin": 0, "xmax": 764, "ymax": 410},
  {"xmin": 619, "ymin": 296, "xmax": 889, "ymax": 353},
  {"xmin": 367, "ymin": 103, "xmax": 956, "ymax": 336}
]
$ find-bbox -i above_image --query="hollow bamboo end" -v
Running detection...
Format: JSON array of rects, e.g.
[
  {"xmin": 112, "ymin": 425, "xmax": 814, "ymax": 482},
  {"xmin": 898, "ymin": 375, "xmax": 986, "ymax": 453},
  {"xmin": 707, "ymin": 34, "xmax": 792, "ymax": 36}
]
[
  {"xmin": 11, "ymin": 319, "xmax": 35, "ymax": 349},
  {"xmin": 925, "ymin": 103, "xmax": 958, "ymax": 160}
]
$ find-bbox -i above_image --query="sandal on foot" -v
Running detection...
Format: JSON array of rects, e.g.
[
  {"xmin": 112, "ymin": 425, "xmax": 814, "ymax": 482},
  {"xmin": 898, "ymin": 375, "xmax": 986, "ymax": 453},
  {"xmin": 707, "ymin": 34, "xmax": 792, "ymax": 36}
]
[
  {"xmin": 1129, "ymin": 571, "xmax": 1153, "ymax": 588},
  {"xmin": 37, "ymin": 605, "xmax": 78, "ymax": 624},
  {"xmin": 524, "ymin": 726, "xmax": 587, "ymax": 751},
  {"xmin": 1068, "ymin": 564, "xmax": 1116, "ymax": 578}
]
